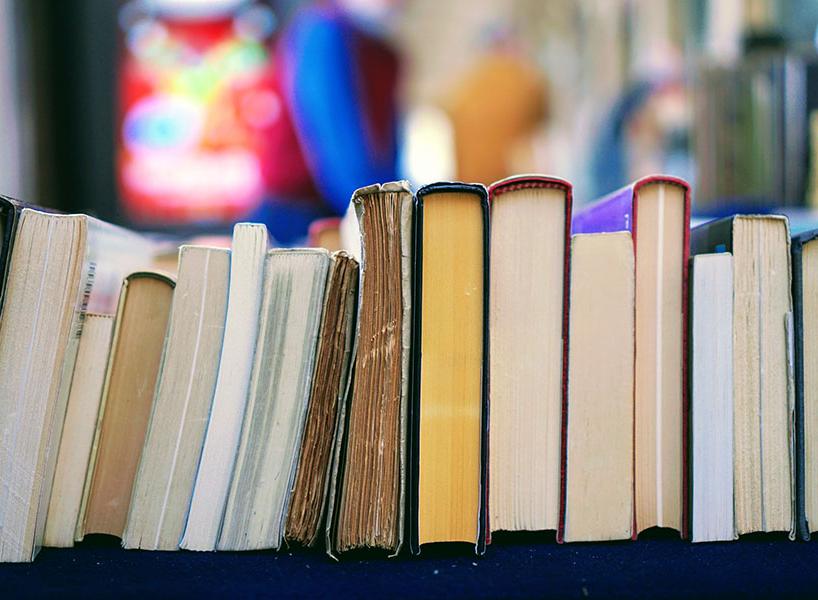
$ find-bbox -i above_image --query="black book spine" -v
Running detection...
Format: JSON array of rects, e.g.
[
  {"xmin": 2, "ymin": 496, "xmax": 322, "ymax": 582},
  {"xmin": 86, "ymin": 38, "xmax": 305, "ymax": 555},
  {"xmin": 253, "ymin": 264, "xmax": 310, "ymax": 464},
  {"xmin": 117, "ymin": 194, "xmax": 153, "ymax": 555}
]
[{"xmin": 792, "ymin": 235, "xmax": 811, "ymax": 540}]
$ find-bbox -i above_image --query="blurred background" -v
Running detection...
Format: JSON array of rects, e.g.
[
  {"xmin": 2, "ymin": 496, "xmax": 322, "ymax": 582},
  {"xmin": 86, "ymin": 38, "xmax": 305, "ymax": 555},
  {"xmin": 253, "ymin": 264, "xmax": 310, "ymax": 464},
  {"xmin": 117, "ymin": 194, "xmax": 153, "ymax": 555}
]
[{"xmin": 3, "ymin": 0, "xmax": 818, "ymax": 244}]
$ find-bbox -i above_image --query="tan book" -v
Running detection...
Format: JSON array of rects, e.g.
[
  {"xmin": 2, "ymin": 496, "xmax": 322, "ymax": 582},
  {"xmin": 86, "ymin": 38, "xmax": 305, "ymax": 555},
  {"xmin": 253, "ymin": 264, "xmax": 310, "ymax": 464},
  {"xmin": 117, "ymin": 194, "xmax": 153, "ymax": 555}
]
[
  {"xmin": 329, "ymin": 182, "xmax": 413, "ymax": 557},
  {"xmin": 561, "ymin": 232, "xmax": 635, "ymax": 543},
  {"xmin": 218, "ymin": 249, "xmax": 330, "ymax": 551},
  {"xmin": 123, "ymin": 246, "xmax": 230, "ymax": 550},
  {"xmin": 285, "ymin": 251, "xmax": 359, "ymax": 547},
  {"xmin": 0, "ymin": 210, "xmax": 157, "ymax": 562},
  {"xmin": 79, "ymin": 272, "xmax": 175, "ymax": 539}
]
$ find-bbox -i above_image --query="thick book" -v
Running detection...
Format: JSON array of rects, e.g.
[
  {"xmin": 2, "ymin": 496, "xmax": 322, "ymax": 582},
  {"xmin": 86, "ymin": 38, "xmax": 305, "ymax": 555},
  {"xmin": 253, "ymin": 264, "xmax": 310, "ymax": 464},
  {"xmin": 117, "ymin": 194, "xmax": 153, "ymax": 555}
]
[
  {"xmin": 285, "ymin": 251, "xmax": 359, "ymax": 547},
  {"xmin": 123, "ymin": 246, "xmax": 230, "ymax": 550},
  {"xmin": 791, "ymin": 230, "xmax": 818, "ymax": 541},
  {"xmin": 558, "ymin": 232, "xmax": 635, "ymax": 543},
  {"xmin": 327, "ymin": 182, "xmax": 413, "ymax": 557},
  {"xmin": 690, "ymin": 253, "xmax": 735, "ymax": 543},
  {"xmin": 409, "ymin": 182, "xmax": 489, "ymax": 555},
  {"xmin": 181, "ymin": 223, "xmax": 268, "ymax": 551},
  {"xmin": 0, "ymin": 210, "xmax": 158, "ymax": 562},
  {"xmin": 79, "ymin": 272, "xmax": 176, "ymax": 539},
  {"xmin": 487, "ymin": 175, "xmax": 572, "ymax": 534},
  {"xmin": 218, "ymin": 249, "xmax": 330, "ymax": 551},
  {"xmin": 572, "ymin": 175, "xmax": 691, "ymax": 537},
  {"xmin": 691, "ymin": 215, "xmax": 795, "ymax": 538}
]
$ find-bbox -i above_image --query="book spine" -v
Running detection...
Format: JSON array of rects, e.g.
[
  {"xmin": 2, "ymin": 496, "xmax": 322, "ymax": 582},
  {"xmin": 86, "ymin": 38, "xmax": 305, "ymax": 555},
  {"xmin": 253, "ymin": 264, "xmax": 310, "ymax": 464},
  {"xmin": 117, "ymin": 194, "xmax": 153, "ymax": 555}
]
[{"xmin": 792, "ymin": 239, "xmax": 810, "ymax": 541}]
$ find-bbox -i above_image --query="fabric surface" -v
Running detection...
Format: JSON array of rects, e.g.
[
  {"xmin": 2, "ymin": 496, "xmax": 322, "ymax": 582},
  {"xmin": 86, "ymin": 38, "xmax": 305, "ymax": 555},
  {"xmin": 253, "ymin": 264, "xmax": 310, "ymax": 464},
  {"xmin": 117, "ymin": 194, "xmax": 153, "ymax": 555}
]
[{"xmin": 2, "ymin": 532, "xmax": 815, "ymax": 598}]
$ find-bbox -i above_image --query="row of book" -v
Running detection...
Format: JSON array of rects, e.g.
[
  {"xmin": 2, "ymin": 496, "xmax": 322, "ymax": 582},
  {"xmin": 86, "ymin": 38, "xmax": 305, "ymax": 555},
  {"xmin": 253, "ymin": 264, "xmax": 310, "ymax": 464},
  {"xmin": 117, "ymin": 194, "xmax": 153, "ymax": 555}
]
[{"xmin": 0, "ymin": 174, "xmax": 811, "ymax": 564}]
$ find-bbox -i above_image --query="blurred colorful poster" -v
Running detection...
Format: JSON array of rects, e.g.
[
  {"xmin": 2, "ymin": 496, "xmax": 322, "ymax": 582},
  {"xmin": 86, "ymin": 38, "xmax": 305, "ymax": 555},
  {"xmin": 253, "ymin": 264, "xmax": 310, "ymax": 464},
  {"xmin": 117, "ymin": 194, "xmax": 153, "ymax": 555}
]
[{"xmin": 117, "ymin": 0, "xmax": 280, "ymax": 225}]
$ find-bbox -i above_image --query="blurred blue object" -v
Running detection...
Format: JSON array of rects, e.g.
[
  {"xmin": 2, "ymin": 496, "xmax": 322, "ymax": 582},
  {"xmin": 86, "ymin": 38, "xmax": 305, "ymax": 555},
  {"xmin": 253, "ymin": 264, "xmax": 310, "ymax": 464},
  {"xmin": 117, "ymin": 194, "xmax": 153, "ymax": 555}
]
[{"xmin": 280, "ymin": 4, "xmax": 399, "ymax": 217}]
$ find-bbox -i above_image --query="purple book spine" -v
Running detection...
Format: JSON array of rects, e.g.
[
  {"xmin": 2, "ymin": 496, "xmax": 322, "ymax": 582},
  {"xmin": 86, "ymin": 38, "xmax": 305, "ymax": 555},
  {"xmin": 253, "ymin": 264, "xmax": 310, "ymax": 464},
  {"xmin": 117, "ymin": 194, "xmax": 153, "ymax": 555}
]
[{"xmin": 571, "ymin": 185, "xmax": 636, "ymax": 234}]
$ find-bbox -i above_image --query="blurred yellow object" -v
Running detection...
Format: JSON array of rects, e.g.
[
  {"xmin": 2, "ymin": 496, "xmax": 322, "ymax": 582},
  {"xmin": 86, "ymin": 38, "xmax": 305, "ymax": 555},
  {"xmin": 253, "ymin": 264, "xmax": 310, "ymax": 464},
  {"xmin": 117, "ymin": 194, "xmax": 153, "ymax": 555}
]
[{"xmin": 445, "ymin": 51, "xmax": 547, "ymax": 185}]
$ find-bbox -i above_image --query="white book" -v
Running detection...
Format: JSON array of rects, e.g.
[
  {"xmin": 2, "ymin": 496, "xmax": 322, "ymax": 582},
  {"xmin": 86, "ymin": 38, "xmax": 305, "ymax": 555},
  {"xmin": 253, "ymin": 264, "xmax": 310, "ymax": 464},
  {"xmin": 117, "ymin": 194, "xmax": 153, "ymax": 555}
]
[
  {"xmin": 180, "ymin": 224, "xmax": 268, "ymax": 551},
  {"xmin": 691, "ymin": 253, "xmax": 735, "ymax": 543},
  {"xmin": 0, "ymin": 211, "xmax": 157, "ymax": 562},
  {"xmin": 124, "ymin": 246, "xmax": 230, "ymax": 551},
  {"xmin": 218, "ymin": 249, "xmax": 329, "ymax": 550}
]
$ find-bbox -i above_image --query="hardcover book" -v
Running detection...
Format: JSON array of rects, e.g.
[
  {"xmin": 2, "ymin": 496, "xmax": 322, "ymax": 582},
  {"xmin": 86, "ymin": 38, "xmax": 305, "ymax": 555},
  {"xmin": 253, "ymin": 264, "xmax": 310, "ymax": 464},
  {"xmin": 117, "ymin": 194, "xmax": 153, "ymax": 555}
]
[
  {"xmin": 409, "ymin": 182, "xmax": 489, "ymax": 555},
  {"xmin": 572, "ymin": 175, "xmax": 691, "ymax": 537},
  {"xmin": 791, "ymin": 230, "xmax": 818, "ymax": 540},
  {"xmin": 487, "ymin": 175, "xmax": 572, "ymax": 534}
]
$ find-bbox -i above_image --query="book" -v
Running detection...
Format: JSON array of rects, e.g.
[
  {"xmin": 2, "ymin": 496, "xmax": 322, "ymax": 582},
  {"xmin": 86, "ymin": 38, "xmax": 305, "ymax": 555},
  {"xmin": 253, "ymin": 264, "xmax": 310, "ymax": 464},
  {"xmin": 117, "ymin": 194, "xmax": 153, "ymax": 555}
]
[
  {"xmin": 409, "ymin": 182, "xmax": 489, "ymax": 555},
  {"xmin": 43, "ymin": 314, "xmax": 115, "ymax": 547},
  {"xmin": 123, "ymin": 246, "xmax": 231, "ymax": 550},
  {"xmin": 181, "ymin": 223, "xmax": 268, "ymax": 551},
  {"xmin": 328, "ymin": 182, "xmax": 413, "ymax": 557},
  {"xmin": 0, "ymin": 210, "xmax": 157, "ymax": 562},
  {"xmin": 791, "ymin": 231, "xmax": 818, "ymax": 540},
  {"xmin": 79, "ymin": 272, "xmax": 176, "ymax": 539},
  {"xmin": 285, "ymin": 251, "xmax": 359, "ymax": 547},
  {"xmin": 487, "ymin": 175, "xmax": 572, "ymax": 533},
  {"xmin": 691, "ymin": 215, "xmax": 795, "ymax": 538},
  {"xmin": 559, "ymin": 232, "xmax": 635, "ymax": 543},
  {"xmin": 690, "ymin": 253, "xmax": 735, "ymax": 543},
  {"xmin": 218, "ymin": 249, "xmax": 330, "ymax": 551},
  {"xmin": 0, "ymin": 195, "xmax": 49, "ymax": 312},
  {"xmin": 572, "ymin": 175, "xmax": 691, "ymax": 536}
]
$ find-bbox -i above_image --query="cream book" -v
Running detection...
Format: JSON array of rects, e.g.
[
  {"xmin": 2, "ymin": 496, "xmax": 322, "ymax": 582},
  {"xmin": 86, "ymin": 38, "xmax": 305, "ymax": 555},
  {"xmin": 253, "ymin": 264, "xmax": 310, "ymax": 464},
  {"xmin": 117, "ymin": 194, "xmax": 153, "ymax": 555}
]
[
  {"xmin": 181, "ymin": 223, "xmax": 268, "ymax": 551},
  {"xmin": 43, "ymin": 314, "xmax": 115, "ymax": 547},
  {"xmin": 560, "ymin": 232, "xmax": 635, "ymax": 543},
  {"xmin": 218, "ymin": 249, "xmax": 329, "ymax": 550},
  {"xmin": 487, "ymin": 175, "xmax": 571, "ymax": 533},
  {"xmin": 572, "ymin": 177, "xmax": 690, "ymax": 536},
  {"xmin": 123, "ymin": 247, "xmax": 230, "ymax": 550},
  {"xmin": 0, "ymin": 210, "xmax": 157, "ymax": 562}
]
